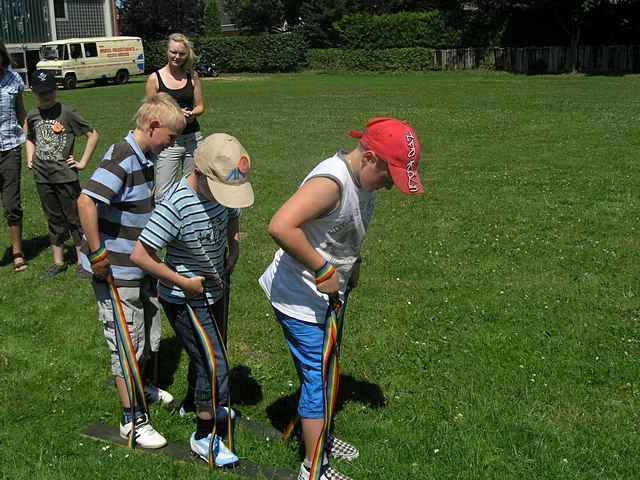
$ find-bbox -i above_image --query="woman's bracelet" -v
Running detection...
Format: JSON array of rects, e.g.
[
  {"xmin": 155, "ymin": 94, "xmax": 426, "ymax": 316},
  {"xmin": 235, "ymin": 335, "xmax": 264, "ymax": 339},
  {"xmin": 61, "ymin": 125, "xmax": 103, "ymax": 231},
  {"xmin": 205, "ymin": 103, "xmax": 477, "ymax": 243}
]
[
  {"xmin": 315, "ymin": 261, "xmax": 336, "ymax": 285},
  {"xmin": 89, "ymin": 247, "xmax": 108, "ymax": 265}
]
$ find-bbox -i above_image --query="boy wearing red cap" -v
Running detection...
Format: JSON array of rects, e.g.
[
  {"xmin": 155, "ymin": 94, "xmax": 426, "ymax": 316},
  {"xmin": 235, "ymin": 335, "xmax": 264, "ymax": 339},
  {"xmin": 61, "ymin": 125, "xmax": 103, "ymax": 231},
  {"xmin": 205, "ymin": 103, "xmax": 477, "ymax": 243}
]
[{"xmin": 259, "ymin": 117, "xmax": 424, "ymax": 480}]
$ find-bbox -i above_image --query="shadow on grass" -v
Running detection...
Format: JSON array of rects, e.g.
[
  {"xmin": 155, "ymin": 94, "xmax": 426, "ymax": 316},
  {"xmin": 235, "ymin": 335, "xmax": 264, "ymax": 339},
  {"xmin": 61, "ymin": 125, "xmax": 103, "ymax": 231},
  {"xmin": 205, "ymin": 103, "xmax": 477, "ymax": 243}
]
[
  {"xmin": 230, "ymin": 364, "xmax": 263, "ymax": 406},
  {"xmin": 0, "ymin": 234, "xmax": 50, "ymax": 267},
  {"xmin": 265, "ymin": 373, "xmax": 385, "ymax": 433},
  {"xmin": 155, "ymin": 335, "xmax": 183, "ymax": 390}
]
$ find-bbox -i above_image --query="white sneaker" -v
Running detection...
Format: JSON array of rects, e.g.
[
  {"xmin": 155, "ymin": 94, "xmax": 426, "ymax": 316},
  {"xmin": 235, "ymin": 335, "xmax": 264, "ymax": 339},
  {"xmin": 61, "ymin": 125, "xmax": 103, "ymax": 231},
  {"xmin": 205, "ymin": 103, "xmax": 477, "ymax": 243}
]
[
  {"xmin": 119, "ymin": 414, "xmax": 167, "ymax": 449},
  {"xmin": 297, "ymin": 463, "xmax": 352, "ymax": 480},
  {"xmin": 144, "ymin": 384, "xmax": 174, "ymax": 406},
  {"xmin": 190, "ymin": 432, "xmax": 239, "ymax": 467}
]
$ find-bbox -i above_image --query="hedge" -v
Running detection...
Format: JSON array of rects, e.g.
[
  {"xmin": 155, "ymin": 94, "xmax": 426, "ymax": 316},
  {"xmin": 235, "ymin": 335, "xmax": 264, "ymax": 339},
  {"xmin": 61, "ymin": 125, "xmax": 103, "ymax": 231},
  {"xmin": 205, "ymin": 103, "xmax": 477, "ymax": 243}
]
[
  {"xmin": 306, "ymin": 48, "xmax": 434, "ymax": 72},
  {"xmin": 335, "ymin": 11, "xmax": 462, "ymax": 50},
  {"xmin": 143, "ymin": 32, "xmax": 307, "ymax": 73}
]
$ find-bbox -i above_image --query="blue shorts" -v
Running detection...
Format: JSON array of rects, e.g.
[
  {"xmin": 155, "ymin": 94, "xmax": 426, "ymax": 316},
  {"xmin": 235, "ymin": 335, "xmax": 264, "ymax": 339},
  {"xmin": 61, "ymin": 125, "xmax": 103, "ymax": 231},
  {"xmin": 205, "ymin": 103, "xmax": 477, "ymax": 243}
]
[{"xmin": 274, "ymin": 308, "xmax": 325, "ymax": 419}]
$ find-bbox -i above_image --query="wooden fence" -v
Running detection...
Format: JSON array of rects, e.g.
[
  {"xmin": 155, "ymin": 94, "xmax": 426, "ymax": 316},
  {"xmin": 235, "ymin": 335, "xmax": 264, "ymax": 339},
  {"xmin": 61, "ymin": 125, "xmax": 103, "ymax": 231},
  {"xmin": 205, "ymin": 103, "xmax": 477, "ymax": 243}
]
[{"xmin": 432, "ymin": 46, "xmax": 640, "ymax": 74}]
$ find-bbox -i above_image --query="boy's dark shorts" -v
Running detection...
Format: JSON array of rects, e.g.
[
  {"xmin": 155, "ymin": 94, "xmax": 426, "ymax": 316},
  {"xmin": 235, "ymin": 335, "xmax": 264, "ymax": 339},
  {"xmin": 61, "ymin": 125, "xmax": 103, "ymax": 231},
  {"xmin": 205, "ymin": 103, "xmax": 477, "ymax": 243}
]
[{"xmin": 35, "ymin": 181, "xmax": 82, "ymax": 246}]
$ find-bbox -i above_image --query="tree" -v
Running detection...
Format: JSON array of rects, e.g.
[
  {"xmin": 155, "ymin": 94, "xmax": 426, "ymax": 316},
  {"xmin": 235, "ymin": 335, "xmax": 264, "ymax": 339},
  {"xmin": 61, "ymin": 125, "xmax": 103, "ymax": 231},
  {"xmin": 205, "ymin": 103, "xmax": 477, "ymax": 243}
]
[
  {"xmin": 299, "ymin": 0, "xmax": 349, "ymax": 47},
  {"xmin": 203, "ymin": 0, "xmax": 222, "ymax": 35},
  {"xmin": 119, "ymin": 0, "xmax": 205, "ymax": 39},
  {"xmin": 476, "ymin": 0, "xmax": 636, "ymax": 71},
  {"xmin": 224, "ymin": 0, "xmax": 287, "ymax": 33}
]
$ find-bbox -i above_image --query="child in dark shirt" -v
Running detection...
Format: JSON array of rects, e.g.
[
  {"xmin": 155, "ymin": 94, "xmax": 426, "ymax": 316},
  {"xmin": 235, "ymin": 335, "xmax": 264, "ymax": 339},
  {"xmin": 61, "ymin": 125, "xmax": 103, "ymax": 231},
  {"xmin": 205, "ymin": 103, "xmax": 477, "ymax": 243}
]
[{"xmin": 25, "ymin": 70, "xmax": 99, "ymax": 277}]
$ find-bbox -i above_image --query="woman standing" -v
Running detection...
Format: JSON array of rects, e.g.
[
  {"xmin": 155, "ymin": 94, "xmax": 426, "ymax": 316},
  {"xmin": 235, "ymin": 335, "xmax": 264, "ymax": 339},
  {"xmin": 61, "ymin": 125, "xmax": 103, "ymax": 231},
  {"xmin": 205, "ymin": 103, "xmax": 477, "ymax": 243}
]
[
  {"xmin": 0, "ymin": 41, "xmax": 27, "ymax": 272},
  {"xmin": 145, "ymin": 33, "xmax": 205, "ymax": 200}
]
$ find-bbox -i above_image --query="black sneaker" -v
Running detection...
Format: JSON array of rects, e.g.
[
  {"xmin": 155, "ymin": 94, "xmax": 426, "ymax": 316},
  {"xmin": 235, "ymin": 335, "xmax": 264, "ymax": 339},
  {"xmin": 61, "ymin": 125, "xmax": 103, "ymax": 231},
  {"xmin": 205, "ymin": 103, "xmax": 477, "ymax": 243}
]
[{"xmin": 43, "ymin": 263, "xmax": 67, "ymax": 278}]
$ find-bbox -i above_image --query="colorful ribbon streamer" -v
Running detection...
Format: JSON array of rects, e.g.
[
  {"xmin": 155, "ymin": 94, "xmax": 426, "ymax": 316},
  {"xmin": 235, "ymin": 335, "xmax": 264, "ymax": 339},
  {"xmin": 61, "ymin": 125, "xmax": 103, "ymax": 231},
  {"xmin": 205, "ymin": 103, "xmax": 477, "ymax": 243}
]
[
  {"xmin": 106, "ymin": 274, "xmax": 148, "ymax": 449},
  {"xmin": 308, "ymin": 289, "xmax": 351, "ymax": 480},
  {"xmin": 186, "ymin": 302, "xmax": 235, "ymax": 468}
]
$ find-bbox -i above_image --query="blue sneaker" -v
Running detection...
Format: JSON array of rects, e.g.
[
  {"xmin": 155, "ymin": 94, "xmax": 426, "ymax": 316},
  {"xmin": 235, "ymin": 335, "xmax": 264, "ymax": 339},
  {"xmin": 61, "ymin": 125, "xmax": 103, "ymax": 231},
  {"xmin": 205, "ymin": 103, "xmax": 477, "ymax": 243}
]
[
  {"xmin": 190, "ymin": 432, "xmax": 239, "ymax": 468},
  {"xmin": 216, "ymin": 406, "xmax": 236, "ymax": 423}
]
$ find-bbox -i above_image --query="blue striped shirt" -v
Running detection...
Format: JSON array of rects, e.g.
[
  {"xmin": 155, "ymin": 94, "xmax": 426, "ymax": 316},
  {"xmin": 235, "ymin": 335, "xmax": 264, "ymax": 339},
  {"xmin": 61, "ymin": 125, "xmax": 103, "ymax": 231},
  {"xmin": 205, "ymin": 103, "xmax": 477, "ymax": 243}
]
[
  {"xmin": 0, "ymin": 69, "xmax": 25, "ymax": 151},
  {"xmin": 80, "ymin": 132, "xmax": 155, "ymax": 285},
  {"xmin": 139, "ymin": 176, "xmax": 239, "ymax": 306}
]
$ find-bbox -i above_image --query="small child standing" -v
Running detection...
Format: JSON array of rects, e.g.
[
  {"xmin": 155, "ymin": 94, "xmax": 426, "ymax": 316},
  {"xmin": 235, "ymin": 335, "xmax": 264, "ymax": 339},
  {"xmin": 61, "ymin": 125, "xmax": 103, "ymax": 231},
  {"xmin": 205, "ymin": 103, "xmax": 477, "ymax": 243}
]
[
  {"xmin": 25, "ymin": 70, "xmax": 99, "ymax": 277},
  {"xmin": 77, "ymin": 93, "xmax": 185, "ymax": 448},
  {"xmin": 259, "ymin": 117, "xmax": 424, "ymax": 480},
  {"xmin": 131, "ymin": 133, "xmax": 253, "ymax": 466}
]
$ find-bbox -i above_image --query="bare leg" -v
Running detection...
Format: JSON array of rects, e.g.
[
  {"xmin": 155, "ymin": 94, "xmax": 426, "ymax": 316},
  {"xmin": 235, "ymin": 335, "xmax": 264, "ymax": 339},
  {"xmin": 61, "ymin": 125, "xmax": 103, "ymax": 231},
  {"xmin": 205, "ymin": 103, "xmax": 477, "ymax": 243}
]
[
  {"xmin": 10, "ymin": 224, "xmax": 27, "ymax": 271},
  {"xmin": 115, "ymin": 376, "xmax": 132, "ymax": 408},
  {"xmin": 52, "ymin": 244, "xmax": 65, "ymax": 265},
  {"xmin": 197, "ymin": 406, "xmax": 213, "ymax": 421},
  {"xmin": 9, "ymin": 223, "xmax": 23, "ymax": 254},
  {"xmin": 75, "ymin": 245, "xmax": 82, "ymax": 265},
  {"xmin": 301, "ymin": 418, "xmax": 325, "ymax": 463}
]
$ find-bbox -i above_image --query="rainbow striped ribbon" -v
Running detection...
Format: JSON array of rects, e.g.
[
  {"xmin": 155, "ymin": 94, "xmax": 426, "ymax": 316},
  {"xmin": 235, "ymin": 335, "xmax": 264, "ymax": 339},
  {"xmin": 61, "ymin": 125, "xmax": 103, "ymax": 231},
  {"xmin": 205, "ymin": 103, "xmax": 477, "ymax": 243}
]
[
  {"xmin": 308, "ymin": 293, "xmax": 347, "ymax": 480},
  {"xmin": 186, "ymin": 303, "xmax": 235, "ymax": 468},
  {"xmin": 106, "ymin": 274, "xmax": 148, "ymax": 449}
]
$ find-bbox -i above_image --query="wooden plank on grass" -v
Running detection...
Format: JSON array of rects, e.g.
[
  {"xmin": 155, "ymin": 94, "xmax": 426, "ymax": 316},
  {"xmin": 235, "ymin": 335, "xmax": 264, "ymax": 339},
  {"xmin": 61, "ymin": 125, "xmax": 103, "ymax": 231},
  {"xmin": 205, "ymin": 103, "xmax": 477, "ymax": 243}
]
[{"xmin": 81, "ymin": 423, "xmax": 296, "ymax": 480}]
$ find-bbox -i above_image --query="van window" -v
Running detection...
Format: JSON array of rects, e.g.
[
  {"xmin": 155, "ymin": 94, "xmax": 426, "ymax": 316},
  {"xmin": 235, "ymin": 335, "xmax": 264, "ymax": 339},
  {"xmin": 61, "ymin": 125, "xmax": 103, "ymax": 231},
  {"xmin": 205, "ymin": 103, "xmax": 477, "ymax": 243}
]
[
  {"xmin": 70, "ymin": 43, "xmax": 82, "ymax": 59},
  {"xmin": 84, "ymin": 43, "xmax": 98, "ymax": 58}
]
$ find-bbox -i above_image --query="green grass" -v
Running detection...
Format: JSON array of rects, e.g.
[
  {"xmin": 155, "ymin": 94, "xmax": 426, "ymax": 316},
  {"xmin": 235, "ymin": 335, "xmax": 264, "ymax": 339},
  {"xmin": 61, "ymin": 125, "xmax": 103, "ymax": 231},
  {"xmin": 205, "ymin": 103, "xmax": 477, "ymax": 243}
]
[{"xmin": 2, "ymin": 71, "xmax": 640, "ymax": 479}]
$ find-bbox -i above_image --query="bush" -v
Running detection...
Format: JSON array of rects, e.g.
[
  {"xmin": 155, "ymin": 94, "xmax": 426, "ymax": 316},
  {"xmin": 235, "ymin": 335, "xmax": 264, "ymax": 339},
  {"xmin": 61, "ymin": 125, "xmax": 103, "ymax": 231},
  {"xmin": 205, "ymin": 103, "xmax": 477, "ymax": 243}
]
[
  {"xmin": 335, "ymin": 11, "xmax": 462, "ymax": 50},
  {"xmin": 143, "ymin": 39, "xmax": 168, "ymax": 73},
  {"xmin": 144, "ymin": 32, "xmax": 307, "ymax": 73},
  {"xmin": 306, "ymin": 48, "xmax": 434, "ymax": 72}
]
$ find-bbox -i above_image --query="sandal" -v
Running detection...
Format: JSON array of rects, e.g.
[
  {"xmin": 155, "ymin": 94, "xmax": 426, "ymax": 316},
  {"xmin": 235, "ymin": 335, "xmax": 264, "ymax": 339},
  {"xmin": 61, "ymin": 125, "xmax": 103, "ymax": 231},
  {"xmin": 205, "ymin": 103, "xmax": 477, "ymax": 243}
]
[{"xmin": 13, "ymin": 252, "xmax": 28, "ymax": 273}]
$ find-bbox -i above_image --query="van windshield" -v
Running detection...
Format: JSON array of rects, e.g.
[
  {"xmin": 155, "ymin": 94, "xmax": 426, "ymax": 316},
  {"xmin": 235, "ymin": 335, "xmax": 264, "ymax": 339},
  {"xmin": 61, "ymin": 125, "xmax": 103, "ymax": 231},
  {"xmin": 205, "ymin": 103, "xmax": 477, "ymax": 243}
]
[{"xmin": 40, "ymin": 45, "xmax": 67, "ymax": 61}]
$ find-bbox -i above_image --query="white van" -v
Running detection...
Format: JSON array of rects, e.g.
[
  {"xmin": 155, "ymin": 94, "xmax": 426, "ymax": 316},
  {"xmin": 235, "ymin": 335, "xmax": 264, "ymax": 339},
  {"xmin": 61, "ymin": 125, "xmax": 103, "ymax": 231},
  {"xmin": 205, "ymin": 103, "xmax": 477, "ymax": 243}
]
[{"xmin": 36, "ymin": 36, "xmax": 145, "ymax": 89}]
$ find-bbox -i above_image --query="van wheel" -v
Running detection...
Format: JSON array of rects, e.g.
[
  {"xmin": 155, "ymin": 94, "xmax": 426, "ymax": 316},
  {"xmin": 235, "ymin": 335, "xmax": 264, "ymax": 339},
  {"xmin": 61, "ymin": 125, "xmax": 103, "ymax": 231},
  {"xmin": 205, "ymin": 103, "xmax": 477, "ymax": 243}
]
[
  {"xmin": 63, "ymin": 74, "xmax": 77, "ymax": 89},
  {"xmin": 115, "ymin": 70, "xmax": 129, "ymax": 85}
]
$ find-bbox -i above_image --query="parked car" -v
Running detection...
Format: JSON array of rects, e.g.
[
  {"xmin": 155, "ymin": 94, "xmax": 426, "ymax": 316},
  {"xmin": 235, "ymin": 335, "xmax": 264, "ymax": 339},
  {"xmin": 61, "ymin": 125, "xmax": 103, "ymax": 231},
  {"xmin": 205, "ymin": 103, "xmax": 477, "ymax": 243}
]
[
  {"xmin": 36, "ymin": 36, "xmax": 145, "ymax": 89},
  {"xmin": 195, "ymin": 63, "xmax": 219, "ymax": 78}
]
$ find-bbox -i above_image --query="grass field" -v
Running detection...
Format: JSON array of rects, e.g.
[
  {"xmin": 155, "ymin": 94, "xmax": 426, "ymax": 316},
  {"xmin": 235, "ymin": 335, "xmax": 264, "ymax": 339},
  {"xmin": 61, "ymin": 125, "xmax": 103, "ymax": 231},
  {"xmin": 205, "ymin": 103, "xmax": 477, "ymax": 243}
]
[{"xmin": 2, "ymin": 71, "xmax": 640, "ymax": 479}]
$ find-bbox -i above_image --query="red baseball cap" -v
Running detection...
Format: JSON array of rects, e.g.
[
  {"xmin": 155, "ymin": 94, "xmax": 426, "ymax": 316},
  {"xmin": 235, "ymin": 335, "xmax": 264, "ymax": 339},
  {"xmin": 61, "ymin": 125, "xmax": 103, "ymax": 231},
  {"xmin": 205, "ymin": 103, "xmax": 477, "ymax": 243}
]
[{"xmin": 349, "ymin": 117, "xmax": 424, "ymax": 194}]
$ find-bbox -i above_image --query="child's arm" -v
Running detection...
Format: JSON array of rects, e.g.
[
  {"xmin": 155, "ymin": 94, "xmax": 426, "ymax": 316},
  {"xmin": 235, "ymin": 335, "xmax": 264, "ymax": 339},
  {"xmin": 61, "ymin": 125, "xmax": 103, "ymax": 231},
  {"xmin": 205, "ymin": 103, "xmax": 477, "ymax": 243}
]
[
  {"xmin": 66, "ymin": 129, "xmax": 99, "ymax": 171},
  {"xmin": 268, "ymin": 177, "xmax": 342, "ymax": 294},
  {"xmin": 77, "ymin": 193, "xmax": 110, "ymax": 279},
  {"xmin": 25, "ymin": 138, "xmax": 35, "ymax": 169},
  {"xmin": 130, "ymin": 241, "xmax": 204, "ymax": 297},
  {"xmin": 224, "ymin": 214, "xmax": 240, "ymax": 274}
]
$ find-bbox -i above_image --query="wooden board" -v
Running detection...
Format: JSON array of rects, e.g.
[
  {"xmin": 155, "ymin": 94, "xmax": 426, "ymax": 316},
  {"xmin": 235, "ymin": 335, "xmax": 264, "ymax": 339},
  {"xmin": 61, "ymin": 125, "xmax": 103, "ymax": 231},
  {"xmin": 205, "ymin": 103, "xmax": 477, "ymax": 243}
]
[{"xmin": 81, "ymin": 423, "xmax": 296, "ymax": 480}]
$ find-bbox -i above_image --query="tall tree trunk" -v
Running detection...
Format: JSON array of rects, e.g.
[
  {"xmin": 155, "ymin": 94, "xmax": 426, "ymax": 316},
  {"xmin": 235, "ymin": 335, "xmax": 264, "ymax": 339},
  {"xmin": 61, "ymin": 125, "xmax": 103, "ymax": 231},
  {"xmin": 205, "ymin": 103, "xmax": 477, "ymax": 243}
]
[{"xmin": 566, "ymin": 20, "xmax": 581, "ymax": 73}]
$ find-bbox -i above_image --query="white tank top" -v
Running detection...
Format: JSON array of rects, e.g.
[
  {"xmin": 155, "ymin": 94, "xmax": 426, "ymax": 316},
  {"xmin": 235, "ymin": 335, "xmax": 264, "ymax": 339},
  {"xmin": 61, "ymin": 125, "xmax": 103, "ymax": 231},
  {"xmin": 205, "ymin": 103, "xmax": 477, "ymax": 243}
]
[{"xmin": 258, "ymin": 153, "xmax": 376, "ymax": 323}]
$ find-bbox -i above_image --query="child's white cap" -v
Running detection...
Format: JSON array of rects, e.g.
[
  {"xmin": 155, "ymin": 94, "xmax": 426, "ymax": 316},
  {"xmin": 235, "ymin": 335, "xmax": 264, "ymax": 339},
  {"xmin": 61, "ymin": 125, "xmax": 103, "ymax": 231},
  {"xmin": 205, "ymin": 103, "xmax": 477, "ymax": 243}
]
[{"xmin": 194, "ymin": 133, "xmax": 254, "ymax": 208}]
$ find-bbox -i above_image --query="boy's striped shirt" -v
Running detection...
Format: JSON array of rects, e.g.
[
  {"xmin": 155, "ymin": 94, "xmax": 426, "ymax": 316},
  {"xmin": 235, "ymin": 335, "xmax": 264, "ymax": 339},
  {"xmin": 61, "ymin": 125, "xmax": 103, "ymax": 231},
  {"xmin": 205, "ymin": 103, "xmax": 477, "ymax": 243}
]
[
  {"xmin": 79, "ymin": 132, "xmax": 155, "ymax": 285},
  {"xmin": 139, "ymin": 177, "xmax": 239, "ymax": 306}
]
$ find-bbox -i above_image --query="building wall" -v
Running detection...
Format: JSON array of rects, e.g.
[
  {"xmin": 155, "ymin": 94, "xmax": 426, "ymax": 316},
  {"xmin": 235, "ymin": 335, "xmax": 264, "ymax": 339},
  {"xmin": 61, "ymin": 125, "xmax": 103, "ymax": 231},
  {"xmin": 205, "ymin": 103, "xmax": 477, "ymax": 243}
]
[
  {"xmin": 0, "ymin": 0, "xmax": 52, "ymax": 44},
  {"xmin": 55, "ymin": 0, "xmax": 106, "ymax": 39}
]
